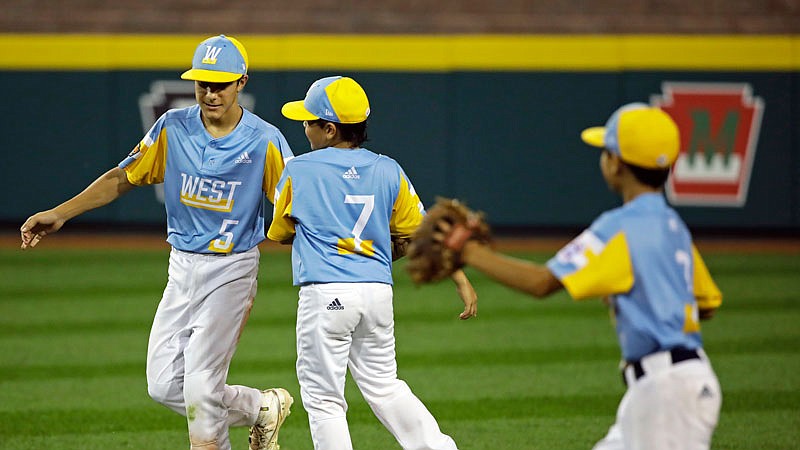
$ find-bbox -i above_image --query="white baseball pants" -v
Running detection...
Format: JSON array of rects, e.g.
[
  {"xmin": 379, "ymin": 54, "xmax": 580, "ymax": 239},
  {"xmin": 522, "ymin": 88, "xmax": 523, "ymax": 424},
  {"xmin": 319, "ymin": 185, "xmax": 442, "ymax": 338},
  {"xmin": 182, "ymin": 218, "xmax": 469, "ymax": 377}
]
[
  {"xmin": 146, "ymin": 247, "xmax": 263, "ymax": 450},
  {"xmin": 296, "ymin": 282, "xmax": 457, "ymax": 450},
  {"xmin": 592, "ymin": 349, "xmax": 722, "ymax": 450}
]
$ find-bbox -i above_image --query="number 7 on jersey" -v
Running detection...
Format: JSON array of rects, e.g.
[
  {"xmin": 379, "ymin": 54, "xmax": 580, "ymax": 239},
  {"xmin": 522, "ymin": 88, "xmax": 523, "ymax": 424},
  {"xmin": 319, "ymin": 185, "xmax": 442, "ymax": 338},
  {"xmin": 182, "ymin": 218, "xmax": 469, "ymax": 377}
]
[{"xmin": 338, "ymin": 195, "xmax": 375, "ymax": 256}]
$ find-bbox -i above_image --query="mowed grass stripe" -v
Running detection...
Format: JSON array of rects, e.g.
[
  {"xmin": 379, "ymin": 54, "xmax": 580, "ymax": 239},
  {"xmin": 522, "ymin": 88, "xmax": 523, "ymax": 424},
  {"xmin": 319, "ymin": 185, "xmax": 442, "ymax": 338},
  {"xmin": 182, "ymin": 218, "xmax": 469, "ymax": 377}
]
[
  {"xmin": 0, "ymin": 407, "xmax": 185, "ymax": 437},
  {"xmin": 0, "ymin": 286, "xmax": 163, "ymax": 300},
  {"xmin": 4, "ymin": 297, "xmax": 798, "ymax": 337},
  {"xmin": 3, "ymin": 339, "xmax": 796, "ymax": 382},
  {"xmin": 0, "ymin": 308, "xmax": 603, "ymax": 337},
  {"xmin": 0, "ymin": 353, "xmax": 290, "ymax": 381},
  {"xmin": 0, "ymin": 285, "xmax": 298, "ymax": 302},
  {"xmin": 426, "ymin": 389, "xmax": 800, "ymax": 419},
  {"xmin": 0, "ymin": 316, "xmax": 298, "ymax": 337},
  {"xmin": 2, "ymin": 389, "xmax": 796, "ymax": 438},
  {"xmin": 0, "ymin": 395, "xmax": 613, "ymax": 438}
]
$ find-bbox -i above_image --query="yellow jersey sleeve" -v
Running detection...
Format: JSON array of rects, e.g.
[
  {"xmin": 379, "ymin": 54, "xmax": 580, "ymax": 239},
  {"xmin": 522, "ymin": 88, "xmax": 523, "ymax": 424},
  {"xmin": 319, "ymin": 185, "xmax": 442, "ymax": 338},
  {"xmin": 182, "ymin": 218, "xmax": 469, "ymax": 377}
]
[
  {"xmin": 390, "ymin": 173, "xmax": 425, "ymax": 238},
  {"xmin": 266, "ymin": 176, "xmax": 296, "ymax": 242},
  {"xmin": 559, "ymin": 231, "xmax": 635, "ymax": 300},
  {"xmin": 262, "ymin": 140, "xmax": 286, "ymax": 204},
  {"xmin": 692, "ymin": 245, "xmax": 722, "ymax": 311},
  {"xmin": 122, "ymin": 128, "xmax": 168, "ymax": 186}
]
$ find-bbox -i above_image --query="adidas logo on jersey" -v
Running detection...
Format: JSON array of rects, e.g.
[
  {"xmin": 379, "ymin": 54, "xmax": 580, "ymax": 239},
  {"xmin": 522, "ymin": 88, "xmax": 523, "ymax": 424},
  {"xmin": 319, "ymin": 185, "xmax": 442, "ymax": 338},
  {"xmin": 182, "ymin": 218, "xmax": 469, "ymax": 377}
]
[
  {"xmin": 234, "ymin": 151, "xmax": 252, "ymax": 164},
  {"xmin": 326, "ymin": 298, "xmax": 344, "ymax": 310},
  {"xmin": 343, "ymin": 166, "xmax": 360, "ymax": 179}
]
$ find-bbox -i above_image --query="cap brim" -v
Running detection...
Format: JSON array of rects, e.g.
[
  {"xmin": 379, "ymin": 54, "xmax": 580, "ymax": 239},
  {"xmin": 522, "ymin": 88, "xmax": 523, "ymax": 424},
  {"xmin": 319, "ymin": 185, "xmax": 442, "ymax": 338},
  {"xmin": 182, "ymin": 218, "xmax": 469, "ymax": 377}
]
[
  {"xmin": 281, "ymin": 100, "xmax": 319, "ymax": 121},
  {"xmin": 181, "ymin": 69, "xmax": 243, "ymax": 83},
  {"xmin": 581, "ymin": 127, "xmax": 606, "ymax": 148}
]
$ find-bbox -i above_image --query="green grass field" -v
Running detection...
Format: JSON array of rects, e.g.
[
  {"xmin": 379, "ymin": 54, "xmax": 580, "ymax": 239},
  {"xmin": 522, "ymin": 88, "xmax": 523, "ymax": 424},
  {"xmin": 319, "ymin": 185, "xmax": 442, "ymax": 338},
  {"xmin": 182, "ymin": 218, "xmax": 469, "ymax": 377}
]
[{"xmin": 1, "ymin": 245, "xmax": 798, "ymax": 449}]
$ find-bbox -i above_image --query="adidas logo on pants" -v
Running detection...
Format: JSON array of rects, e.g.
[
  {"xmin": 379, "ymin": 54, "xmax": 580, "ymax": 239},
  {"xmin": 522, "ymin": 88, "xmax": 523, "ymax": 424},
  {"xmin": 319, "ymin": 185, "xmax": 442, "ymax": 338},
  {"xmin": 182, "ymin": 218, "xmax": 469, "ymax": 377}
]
[{"xmin": 327, "ymin": 298, "xmax": 344, "ymax": 310}]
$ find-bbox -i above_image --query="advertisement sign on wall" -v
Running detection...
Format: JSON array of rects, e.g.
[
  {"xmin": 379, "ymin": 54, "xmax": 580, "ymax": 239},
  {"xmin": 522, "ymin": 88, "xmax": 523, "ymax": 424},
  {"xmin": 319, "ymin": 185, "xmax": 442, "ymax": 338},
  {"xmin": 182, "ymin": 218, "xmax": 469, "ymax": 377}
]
[{"xmin": 654, "ymin": 82, "xmax": 764, "ymax": 207}]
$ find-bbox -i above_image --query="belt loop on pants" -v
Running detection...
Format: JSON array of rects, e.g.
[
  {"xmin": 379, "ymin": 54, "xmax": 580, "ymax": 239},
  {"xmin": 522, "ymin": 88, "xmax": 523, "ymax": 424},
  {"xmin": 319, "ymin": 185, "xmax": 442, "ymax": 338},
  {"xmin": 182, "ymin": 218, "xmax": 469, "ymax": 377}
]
[{"xmin": 622, "ymin": 347, "xmax": 701, "ymax": 386}]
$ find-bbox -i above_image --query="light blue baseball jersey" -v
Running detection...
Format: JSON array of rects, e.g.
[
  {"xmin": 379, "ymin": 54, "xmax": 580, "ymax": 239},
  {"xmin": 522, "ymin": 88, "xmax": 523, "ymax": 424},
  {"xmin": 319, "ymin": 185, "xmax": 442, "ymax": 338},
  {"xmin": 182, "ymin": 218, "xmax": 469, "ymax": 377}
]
[
  {"xmin": 267, "ymin": 147, "xmax": 425, "ymax": 285},
  {"xmin": 546, "ymin": 193, "xmax": 722, "ymax": 361},
  {"xmin": 119, "ymin": 104, "xmax": 294, "ymax": 254}
]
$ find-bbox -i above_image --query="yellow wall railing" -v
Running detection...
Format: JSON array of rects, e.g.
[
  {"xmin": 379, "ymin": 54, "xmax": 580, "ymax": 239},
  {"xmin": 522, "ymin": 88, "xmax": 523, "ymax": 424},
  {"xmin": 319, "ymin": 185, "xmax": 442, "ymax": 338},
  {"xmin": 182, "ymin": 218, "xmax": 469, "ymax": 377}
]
[{"xmin": 1, "ymin": 34, "xmax": 797, "ymax": 71}]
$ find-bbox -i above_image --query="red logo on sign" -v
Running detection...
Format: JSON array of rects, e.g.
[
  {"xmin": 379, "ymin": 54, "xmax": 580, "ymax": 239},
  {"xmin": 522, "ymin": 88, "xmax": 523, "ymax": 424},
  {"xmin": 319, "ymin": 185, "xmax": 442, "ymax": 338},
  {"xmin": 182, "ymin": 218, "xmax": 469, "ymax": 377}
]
[{"xmin": 652, "ymin": 83, "xmax": 764, "ymax": 207}]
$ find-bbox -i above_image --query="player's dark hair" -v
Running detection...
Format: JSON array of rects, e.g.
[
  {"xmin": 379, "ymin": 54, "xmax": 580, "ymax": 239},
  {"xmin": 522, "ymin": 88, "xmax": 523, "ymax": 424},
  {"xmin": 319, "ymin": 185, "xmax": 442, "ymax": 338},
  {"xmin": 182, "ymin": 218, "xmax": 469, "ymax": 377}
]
[
  {"xmin": 624, "ymin": 161, "xmax": 671, "ymax": 188},
  {"xmin": 310, "ymin": 119, "xmax": 369, "ymax": 147}
]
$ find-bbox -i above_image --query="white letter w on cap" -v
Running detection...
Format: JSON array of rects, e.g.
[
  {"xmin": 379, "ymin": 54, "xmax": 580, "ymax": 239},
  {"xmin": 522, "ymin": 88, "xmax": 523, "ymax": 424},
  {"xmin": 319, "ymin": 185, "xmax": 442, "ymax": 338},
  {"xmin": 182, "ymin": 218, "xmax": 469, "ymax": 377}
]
[{"xmin": 202, "ymin": 46, "xmax": 223, "ymax": 64}]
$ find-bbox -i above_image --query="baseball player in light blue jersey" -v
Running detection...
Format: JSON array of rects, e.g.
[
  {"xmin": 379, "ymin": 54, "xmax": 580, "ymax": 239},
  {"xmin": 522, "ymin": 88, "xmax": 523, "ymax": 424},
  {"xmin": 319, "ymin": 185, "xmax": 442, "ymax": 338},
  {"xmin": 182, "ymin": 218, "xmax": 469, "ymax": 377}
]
[
  {"xmin": 445, "ymin": 103, "xmax": 723, "ymax": 449},
  {"xmin": 268, "ymin": 76, "xmax": 478, "ymax": 450},
  {"xmin": 21, "ymin": 35, "xmax": 294, "ymax": 450}
]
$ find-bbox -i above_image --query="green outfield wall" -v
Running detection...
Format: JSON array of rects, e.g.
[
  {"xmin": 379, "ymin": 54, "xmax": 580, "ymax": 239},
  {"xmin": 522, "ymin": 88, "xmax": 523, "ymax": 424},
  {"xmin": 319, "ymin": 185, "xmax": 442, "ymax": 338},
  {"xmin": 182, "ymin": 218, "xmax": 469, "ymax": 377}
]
[{"xmin": 2, "ymin": 35, "xmax": 798, "ymax": 230}]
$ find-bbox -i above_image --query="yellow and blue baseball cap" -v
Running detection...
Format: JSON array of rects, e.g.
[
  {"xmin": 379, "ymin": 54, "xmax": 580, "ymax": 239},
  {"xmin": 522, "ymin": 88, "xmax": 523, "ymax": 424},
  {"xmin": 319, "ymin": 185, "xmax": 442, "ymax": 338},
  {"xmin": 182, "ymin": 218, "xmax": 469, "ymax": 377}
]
[
  {"xmin": 581, "ymin": 102, "xmax": 680, "ymax": 169},
  {"xmin": 181, "ymin": 35, "xmax": 248, "ymax": 83},
  {"xmin": 282, "ymin": 76, "xmax": 370, "ymax": 124}
]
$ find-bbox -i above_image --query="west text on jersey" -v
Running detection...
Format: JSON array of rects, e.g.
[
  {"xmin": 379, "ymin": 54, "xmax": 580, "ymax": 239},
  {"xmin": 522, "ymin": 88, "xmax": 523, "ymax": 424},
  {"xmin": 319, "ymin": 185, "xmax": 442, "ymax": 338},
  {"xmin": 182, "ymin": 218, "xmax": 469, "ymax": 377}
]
[{"xmin": 179, "ymin": 173, "xmax": 242, "ymax": 212}]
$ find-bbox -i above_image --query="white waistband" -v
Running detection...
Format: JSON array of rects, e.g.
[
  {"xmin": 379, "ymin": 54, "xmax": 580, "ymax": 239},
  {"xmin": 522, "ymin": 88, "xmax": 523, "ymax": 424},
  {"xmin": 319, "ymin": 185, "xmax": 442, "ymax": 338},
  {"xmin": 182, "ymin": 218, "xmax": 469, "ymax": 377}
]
[{"xmin": 171, "ymin": 246, "xmax": 259, "ymax": 258}]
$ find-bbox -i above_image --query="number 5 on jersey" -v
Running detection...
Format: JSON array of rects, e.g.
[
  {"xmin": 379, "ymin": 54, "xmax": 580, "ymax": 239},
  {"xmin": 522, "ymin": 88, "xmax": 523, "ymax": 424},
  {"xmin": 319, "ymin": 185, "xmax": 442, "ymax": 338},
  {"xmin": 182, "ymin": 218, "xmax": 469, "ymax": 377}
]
[
  {"xmin": 338, "ymin": 195, "xmax": 375, "ymax": 256},
  {"xmin": 209, "ymin": 219, "xmax": 239, "ymax": 253}
]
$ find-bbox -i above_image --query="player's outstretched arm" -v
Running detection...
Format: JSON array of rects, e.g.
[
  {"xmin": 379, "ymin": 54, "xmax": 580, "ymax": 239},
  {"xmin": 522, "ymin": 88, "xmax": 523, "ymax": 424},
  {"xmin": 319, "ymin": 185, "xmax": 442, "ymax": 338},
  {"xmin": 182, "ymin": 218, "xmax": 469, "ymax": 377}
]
[
  {"xmin": 450, "ymin": 269, "xmax": 477, "ymax": 320},
  {"xmin": 461, "ymin": 241, "xmax": 563, "ymax": 299},
  {"xmin": 20, "ymin": 167, "xmax": 135, "ymax": 249}
]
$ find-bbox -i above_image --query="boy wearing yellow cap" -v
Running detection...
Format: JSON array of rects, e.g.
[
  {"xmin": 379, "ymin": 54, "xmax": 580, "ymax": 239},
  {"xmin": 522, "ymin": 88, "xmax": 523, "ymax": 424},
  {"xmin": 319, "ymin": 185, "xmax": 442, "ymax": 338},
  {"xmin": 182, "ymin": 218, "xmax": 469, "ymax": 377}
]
[
  {"xmin": 20, "ymin": 35, "xmax": 294, "ymax": 450},
  {"xmin": 440, "ymin": 103, "xmax": 723, "ymax": 449},
  {"xmin": 268, "ymin": 76, "xmax": 477, "ymax": 450}
]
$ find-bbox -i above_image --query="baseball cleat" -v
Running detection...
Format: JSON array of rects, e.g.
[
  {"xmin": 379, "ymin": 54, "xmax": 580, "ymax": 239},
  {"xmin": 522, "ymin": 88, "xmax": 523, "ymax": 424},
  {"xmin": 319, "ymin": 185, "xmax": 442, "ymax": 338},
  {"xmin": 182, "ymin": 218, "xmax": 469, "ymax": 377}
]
[{"xmin": 249, "ymin": 388, "xmax": 293, "ymax": 450}]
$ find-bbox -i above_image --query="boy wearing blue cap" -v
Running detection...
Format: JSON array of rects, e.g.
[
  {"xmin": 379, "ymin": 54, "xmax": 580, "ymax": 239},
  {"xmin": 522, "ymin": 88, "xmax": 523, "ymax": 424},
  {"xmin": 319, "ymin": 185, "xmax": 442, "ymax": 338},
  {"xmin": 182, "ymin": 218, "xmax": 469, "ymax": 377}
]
[
  {"xmin": 436, "ymin": 103, "xmax": 723, "ymax": 449},
  {"xmin": 268, "ymin": 76, "xmax": 477, "ymax": 450},
  {"xmin": 21, "ymin": 35, "xmax": 294, "ymax": 450}
]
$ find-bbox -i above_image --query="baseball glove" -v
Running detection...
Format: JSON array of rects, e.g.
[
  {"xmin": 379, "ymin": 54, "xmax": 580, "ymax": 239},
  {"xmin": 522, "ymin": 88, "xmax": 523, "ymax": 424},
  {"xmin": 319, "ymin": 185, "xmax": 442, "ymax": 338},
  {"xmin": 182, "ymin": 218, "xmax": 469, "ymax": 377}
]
[{"xmin": 405, "ymin": 198, "xmax": 491, "ymax": 284}]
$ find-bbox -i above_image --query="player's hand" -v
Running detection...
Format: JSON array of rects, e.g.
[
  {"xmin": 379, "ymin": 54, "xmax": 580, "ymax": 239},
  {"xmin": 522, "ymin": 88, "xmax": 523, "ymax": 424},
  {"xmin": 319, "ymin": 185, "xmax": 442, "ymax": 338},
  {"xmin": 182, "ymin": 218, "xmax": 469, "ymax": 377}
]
[
  {"xmin": 699, "ymin": 307, "xmax": 717, "ymax": 320},
  {"xmin": 20, "ymin": 209, "xmax": 66, "ymax": 249},
  {"xmin": 452, "ymin": 270, "xmax": 478, "ymax": 320}
]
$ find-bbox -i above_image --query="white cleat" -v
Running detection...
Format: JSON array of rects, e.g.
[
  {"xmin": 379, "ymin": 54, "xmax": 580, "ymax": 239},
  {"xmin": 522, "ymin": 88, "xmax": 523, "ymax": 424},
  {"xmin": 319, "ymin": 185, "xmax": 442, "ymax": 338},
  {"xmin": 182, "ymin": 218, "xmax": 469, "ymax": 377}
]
[{"xmin": 249, "ymin": 388, "xmax": 293, "ymax": 450}]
